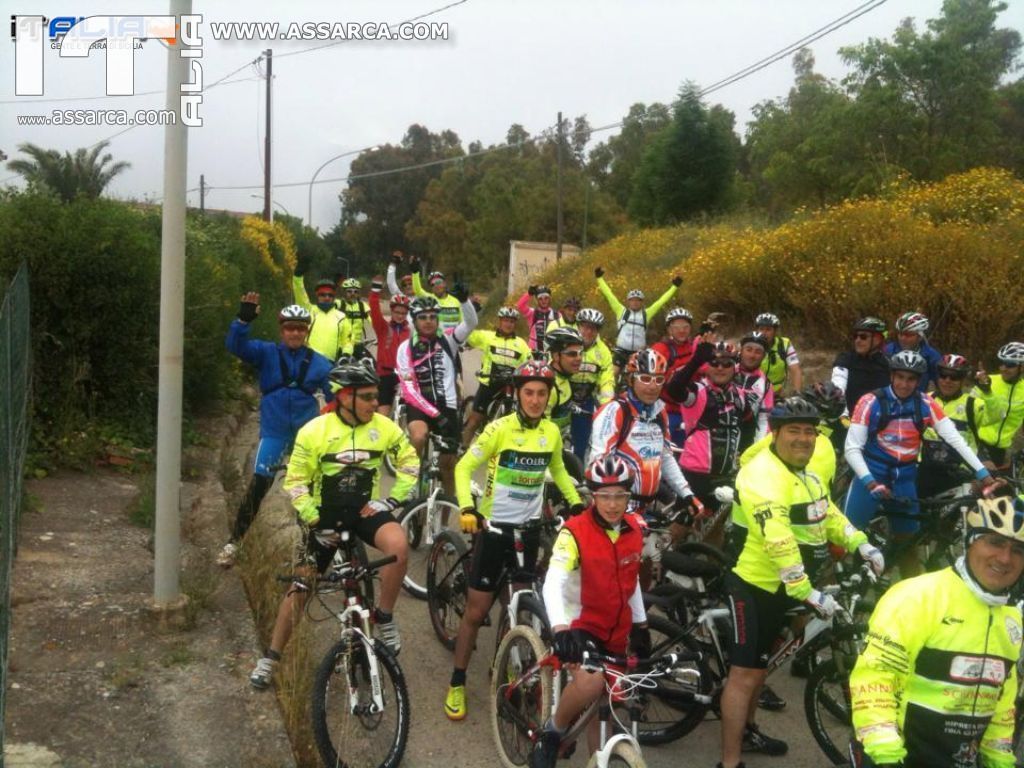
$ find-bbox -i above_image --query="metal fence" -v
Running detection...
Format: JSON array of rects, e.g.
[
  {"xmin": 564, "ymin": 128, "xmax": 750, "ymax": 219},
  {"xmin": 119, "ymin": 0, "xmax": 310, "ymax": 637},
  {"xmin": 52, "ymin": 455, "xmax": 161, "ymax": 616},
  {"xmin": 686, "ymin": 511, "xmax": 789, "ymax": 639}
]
[{"xmin": 0, "ymin": 264, "xmax": 32, "ymax": 758}]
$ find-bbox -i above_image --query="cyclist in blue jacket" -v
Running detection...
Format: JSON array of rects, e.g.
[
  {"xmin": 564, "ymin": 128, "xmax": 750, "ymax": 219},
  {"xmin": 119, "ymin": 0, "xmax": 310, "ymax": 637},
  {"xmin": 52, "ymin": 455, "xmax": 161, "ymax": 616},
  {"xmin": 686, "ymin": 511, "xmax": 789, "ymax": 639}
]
[
  {"xmin": 882, "ymin": 312, "xmax": 942, "ymax": 392},
  {"xmin": 218, "ymin": 292, "xmax": 334, "ymax": 567}
]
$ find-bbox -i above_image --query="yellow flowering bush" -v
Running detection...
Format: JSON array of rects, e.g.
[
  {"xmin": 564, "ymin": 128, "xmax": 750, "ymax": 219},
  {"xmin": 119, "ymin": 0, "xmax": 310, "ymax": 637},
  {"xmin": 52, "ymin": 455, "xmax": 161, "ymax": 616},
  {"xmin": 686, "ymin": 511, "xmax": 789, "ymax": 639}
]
[{"xmin": 240, "ymin": 215, "xmax": 297, "ymax": 283}]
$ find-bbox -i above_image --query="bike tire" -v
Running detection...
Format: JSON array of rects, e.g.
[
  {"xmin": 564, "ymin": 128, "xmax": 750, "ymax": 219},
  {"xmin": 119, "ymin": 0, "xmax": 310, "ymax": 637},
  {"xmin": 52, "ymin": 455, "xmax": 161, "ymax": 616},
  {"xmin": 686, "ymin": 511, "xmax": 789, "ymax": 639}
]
[
  {"xmin": 311, "ymin": 635, "xmax": 410, "ymax": 768},
  {"xmin": 635, "ymin": 614, "xmax": 715, "ymax": 745},
  {"xmin": 490, "ymin": 625, "xmax": 553, "ymax": 768},
  {"xmin": 398, "ymin": 495, "xmax": 461, "ymax": 600},
  {"xmin": 803, "ymin": 658, "xmax": 852, "ymax": 766},
  {"xmin": 426, "ymin": 529, "xmax": 470, "ymax": 650},
  {"xmin": 493, "ymin": 592, "xmax": 552, "ymax": 666},
  {"xmin": 585, "ymin": 739, "xmax": 647, "ymax": 768}
]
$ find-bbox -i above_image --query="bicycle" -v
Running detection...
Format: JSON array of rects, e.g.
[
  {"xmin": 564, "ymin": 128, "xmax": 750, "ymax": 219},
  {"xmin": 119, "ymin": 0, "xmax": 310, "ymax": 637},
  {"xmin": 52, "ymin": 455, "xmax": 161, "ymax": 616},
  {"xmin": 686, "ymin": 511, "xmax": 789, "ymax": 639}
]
[
  {"xmin": 426, "ymin": 515, "xmax": 559, "ymax": 653},
  {"xmin": 490, "ymin": 624, "xmax": 705, "ymax": 768},
  {"xmin": 381, "ymin": 389, "xmax": 407, "ymax": 477},
  {"xmin": 283, "ymin": 529, "xmax": 410, "ymax": 768},
  {"xmin": 460, "ymin": 369, "xmax": 517, "ymax": 444}
]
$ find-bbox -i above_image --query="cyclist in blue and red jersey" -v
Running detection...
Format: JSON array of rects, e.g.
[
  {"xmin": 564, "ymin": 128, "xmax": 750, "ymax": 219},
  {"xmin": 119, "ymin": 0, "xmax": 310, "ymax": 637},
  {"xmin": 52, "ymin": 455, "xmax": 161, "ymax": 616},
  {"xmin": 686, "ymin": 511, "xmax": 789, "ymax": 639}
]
[{"xmin": 882, "ymin": 311, "xmax": 942, "ymax": 392}]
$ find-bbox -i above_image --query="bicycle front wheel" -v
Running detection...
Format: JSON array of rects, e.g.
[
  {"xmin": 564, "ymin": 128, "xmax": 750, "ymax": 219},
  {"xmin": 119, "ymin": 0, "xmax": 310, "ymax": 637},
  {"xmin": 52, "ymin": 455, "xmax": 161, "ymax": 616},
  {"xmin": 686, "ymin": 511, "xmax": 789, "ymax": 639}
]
[
  {"xmin": 427, "ymin": 529, "xmax": 470, "ymax": 650},
  {"xmin": 398, "ymin": 495, "xmax": 461, "ymax": 600},
  {"xmin": 803, "ymin": 658, "xmax": 852, "ymax": 766},
  {"xmin": 585, "ymin": 739, "xmax": 647, "ymax": 768},
  {"xmin": 311, "ymin": 635, "xmax": 410, "ymax": 768},
  {"xmin": 490, "ymin": 625, "xmax": 552, "ymax": 768}
]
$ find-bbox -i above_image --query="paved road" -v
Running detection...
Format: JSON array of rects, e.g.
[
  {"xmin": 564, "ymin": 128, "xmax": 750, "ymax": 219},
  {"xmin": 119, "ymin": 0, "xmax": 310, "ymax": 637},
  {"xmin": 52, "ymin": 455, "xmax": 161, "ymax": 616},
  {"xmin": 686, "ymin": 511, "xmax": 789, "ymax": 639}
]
[{"xmin": 371, "ymin": 346, "xmax": 838, "ymax": 767}]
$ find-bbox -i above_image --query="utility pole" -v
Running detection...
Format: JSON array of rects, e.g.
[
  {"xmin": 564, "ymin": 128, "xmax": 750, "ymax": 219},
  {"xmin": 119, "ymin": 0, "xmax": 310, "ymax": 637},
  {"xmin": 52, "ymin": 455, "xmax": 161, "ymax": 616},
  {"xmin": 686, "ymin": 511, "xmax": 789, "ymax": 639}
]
[
  {"xmin": 582, "ymin": 181, "xmax": 590, "ymax": 251},
  {"xmin": 199, "ymin": 174, "xmax": 205, "ymax": 214},
  {"xmin": 556, "ymin": 111, "xmax": 564, "ymax": 261},
  {"xmin": 262, "ymin": 48, "xmax": 272, "ymax": 223}
]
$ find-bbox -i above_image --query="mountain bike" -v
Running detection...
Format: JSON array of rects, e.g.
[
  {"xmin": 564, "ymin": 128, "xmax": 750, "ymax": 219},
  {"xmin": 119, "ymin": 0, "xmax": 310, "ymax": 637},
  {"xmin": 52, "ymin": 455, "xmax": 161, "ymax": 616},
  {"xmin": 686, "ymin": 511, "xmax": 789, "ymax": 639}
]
[
  {"xmin": 490, "ymin": 624, "xmax": 704, "ymax": 768},
  {"xmin": 285, "ymin": 529, "xmax": 410, "ymax": 768}
]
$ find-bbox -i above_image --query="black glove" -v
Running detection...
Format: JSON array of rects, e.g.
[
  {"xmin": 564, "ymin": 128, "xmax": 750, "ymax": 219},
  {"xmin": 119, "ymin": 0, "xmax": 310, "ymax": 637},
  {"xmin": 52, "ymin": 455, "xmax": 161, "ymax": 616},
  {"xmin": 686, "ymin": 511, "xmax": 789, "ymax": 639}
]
[
  {"xmin": 694, "ymin": 341, "xmax": 715, "ymax": 364},
  {"xmin": 552, "ymin": 630, "xmax": 581, "ymax": 663},
  {"xmin": 294, "ymin": 250, "xmax": 311, "ymax": 277},
  {"xmin": 409, "ymin": 255, "xmax": 421, "ymax": 271},
  {"xmin": 390, "ymin": 251, "xmax": 403, "ymax": 265},
  {"xmin": 629, "ymin": 625, "xmax": 652, "ymax": 659},
  {"xmin": 672, "ymin": 275, "xmax": 683, "ymax": 288},
  {"xmin": 238, "ymin": 300, "xmax": 259, "ymax": 323},
  {"xmin": 594, "ymin": 267, "xmax": 604, "ymax": 278},
  {"xmin": 450, "ymin": 282, "xmax": 470, "ymax": 303},
  {"xmin": 568, "ymin": 503, "xmax": 587, "ymax": 517},
  {"xmin": 471, "ymin": 299, "xmax": 482, "ymax": 313},
  {"xmin": 528, "ymin": 285, "xmax": 538, "ymax": 296}
]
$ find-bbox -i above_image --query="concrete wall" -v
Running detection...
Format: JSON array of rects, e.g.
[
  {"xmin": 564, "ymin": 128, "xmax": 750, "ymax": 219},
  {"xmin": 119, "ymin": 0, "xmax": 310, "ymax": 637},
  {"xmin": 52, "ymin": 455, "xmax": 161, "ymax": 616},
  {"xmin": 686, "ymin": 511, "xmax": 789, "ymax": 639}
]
[{"xmin": 507, "ymin": 240, "xmax": 580, "ymax": 295}]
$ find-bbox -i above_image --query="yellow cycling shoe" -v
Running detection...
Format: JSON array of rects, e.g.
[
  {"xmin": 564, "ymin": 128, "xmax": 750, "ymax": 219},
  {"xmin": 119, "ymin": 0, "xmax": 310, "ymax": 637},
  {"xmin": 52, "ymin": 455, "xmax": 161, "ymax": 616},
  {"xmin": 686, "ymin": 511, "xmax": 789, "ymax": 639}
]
[{"xmin": 445, "ymin": 684, "xmax": 467, "ymax": 721}]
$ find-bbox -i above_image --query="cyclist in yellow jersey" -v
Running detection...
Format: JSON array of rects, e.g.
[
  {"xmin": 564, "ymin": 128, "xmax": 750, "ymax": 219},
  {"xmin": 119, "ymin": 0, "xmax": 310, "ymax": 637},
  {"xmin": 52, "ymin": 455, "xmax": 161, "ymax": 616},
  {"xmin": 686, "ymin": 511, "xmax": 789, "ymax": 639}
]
[
  {"xmin": 444, "ymin": 360, "xmax": 584, "ymax": 721},
  {"xmin": 973, "ymin": 342, "xmax": 1024, "ymax": 469},
  {"xmin": 291, "ymin": 274, "xmax": 349, "ymax": 361},
  {"xmin": 546, "ymin": 296, "xmax": 581, "ymax": 335},
  {"xmin": 336, "ymin": 278, "xmax": 370, "ymax": 353},
  {"xmin": 849, "ymin": 495, "xmax": 1024, "ymax": 768},
  {"xmin": 718, "ymin": 396, "xmax": 883, "ymax": 768},
  {"xmin": 755, "ymin": 312, "xmax": 802, "ymax": 395},
  {"xmin": 568, "ymin": 308, "xmax": 615, "ymax": 462},
  {"xmin": 544, "ymin": 327, "xmax": 583, "ymax": 433},
  {"xmin": 408, "ymin": 254, "xmax": 463, "ymax": 333},
  {"xmin": 248, "ymin": 359, "xmax": 418, "ymax": 690},
  {"xmin": 460, "ymin": 306, "xmax": 531, "ymax": 447}
]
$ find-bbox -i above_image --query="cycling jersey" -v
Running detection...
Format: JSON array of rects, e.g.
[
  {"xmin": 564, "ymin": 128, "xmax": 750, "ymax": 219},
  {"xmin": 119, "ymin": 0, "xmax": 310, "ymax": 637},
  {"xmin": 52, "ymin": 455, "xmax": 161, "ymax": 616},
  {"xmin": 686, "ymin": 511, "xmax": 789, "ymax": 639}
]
[
  {"xmin": 760, "ymin": 335, "xmax": 799, "ymax": 393},
  {"xmin": 590, "ymin": 394, "xmax": 693, "ymax": 504},
  {"xmin": 368, "ymin": 286, "xmax": 409, "ymax": 375},
  {"xmin": 225, "ymin": 320, "xmax": 334, "ymax": 440},
  {"xmin": 832, "ymin": 349, "xmax": 891, "ymax": 413},
  {"xmin": 516, "ymin": 292, "xmax": 560, "ymax": 352},
  {"xmin": 922, "ymin": 390, "xmax": 994, "ymax": 464},
  {"xmin": 545, "ymin": 367, "xmax": 576, "ymax": 431},
  {"xmin": 678, "ymin": 382, "xmax": 749, "ymax": 477},
  {"xmin": 464, "ymin": 329, "xmax": 530, "ymax": 386},
  {"xmin": 395, "ymin": 300, "xmax": 476, "ymax": 418},
  {"xmin": 735, "ymin": 366, "xmax": 773, "ymax": 448},
  {"xmin": 732, "ymin": 446, "xmax": 866, "ymax": 600},
  {"xmin": 336, "ymin": 298, "xmax": 370, "ymax": 351},
  {"xmin": 283, "ymin": 410, "xmax": 419, "ymax": 527},
  {"xmin": 543, "ymin": 510, "xmax": 646, "ymax": 655},
  {"xmin": 651, "ymin": 338, "xmax": 697, "ymax": 405},
  {"xmin": 291, "ymin": 275, "xmax": 350, "ymax": 361},
  {"xmin": 571, "ymin": 338, "xmax": 615, "ymax": 408},
  {"xmin": 385, "ymin": 263, "xmax": 414, "ymax": 300},
  {"xmin": 596, "ymin": 276, "xmax": 677, "ymax": 353},
  {"xmin": 411, "ymin": 272, "xmax": 463, "ymax": 332},
  {"xmin": 973, "ymin": 375, "xmax": 1024, "ymax": 451},
  {"xmin": 545, "ymin": 317, "xmax": 578, "ymax": 336},
  {"xmin": 883, "ymin": 340, "xmax": 943, "ymax": 392},
  {"xmin": 850, "ymin": 565, "xmax": 1020, "ymax": 768},
  {"xmin": 454, "ymin": 412, "xmax": 581, "ymax": 524}
]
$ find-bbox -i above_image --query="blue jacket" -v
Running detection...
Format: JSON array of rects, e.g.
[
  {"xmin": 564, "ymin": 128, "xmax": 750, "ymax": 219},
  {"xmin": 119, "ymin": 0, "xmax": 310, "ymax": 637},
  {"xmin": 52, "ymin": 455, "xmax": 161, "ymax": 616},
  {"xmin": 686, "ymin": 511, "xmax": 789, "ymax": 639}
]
[
  {"xmin": 883, "ymin": 340, "xmax": 942, "ymax": 392},
  {"xmin": 225, "ymin": 320, "xmax": 334, "ymax": 440}
]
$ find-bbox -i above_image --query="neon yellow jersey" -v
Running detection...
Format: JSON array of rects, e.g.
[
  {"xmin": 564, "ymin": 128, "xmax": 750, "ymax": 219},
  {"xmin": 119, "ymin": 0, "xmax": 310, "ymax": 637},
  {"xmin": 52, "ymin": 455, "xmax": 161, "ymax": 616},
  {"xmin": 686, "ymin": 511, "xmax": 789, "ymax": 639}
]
[
  {"xmin": 850, "ymin": 566, "xmax": 1020, "ymax": 767},
  {"xmin": 411, "ymin": 273, "xmax": 463, "ymax": 332},
  {"xmin": 465, "ymin": 330, "xmax": 530, "ymax": 386},
  {"xmin": 283, "ymin": 411, "xmax": 419, "ymax": 526},
  {"xmin": 545, "ymin": 368, "xmax": 576, "ymax": 430},
  {"xmin": 572, "ymin": 338, "xmax": 615, "ymax": 406},
  {"xmin": 545, "ymin": 317, "xmax": 579, "ymax": 335},
  {"xmin": 455, "ymin": 412, "xmax": 580, "ymax": 524},
  {"xmin": 732, "ymin": 446, "xmax": 865, "ymax": 600},
  {"xmin": 760, "ymin": 335, "xmax": 798, "ymax": 393},
  {"xmin": 291, "ymin": 275, "xmax": 350, "ymax": 360},
  {"xmin": 972, "ymin": 376, "xmax": 1024, "ymax": 450}
]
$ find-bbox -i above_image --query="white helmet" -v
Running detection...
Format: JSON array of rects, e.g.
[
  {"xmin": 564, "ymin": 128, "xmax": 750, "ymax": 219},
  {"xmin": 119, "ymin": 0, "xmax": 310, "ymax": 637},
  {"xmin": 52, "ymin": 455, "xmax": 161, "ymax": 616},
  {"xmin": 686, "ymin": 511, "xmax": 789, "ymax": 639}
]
[
  {"xmin": 964, "ymin": 496, "xmax": 1024, "ymax": 543},
  {"xmin": 577, "ymin": 308, "xmax": 605, "ymax": 328},
  {"xmin": 627, "ymin": 289, "xmax": 645, "ymax": 301},
  {"xmin": 666, "ymin": 307, "xmax": 693, "ymax": 324},
  {"xmin": 997, "ymin": 342, "xmax": 1024, "ymax": 365},
  {"xmin": 496, "ymin": 306, "xmax": 520, "ymax": 320},
  {"xmin": 895, "ymin": 311, "xmax": 930, "ymax": 335},
  {"xmin": 278, "ymin": 305, "xmax": 312, "ymax": 325},
  {"xmin": 755, "ymin": 312, "xmax": 780, "ymax": 328}
]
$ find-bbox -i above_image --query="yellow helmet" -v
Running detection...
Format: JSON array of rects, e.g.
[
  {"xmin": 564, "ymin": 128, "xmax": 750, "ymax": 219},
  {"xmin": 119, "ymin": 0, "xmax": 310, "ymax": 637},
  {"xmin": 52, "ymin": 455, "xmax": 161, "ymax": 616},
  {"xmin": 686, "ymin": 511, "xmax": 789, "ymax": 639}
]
[{"xmin": 963, "ymin": 496, "xmax": 1024, "ymax": 543}]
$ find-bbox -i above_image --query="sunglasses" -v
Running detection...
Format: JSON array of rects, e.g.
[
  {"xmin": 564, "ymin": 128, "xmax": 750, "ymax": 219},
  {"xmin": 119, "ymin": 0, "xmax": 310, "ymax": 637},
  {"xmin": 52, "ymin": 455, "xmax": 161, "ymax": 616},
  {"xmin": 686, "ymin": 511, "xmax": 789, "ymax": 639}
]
[
  {"xmin": 354, "ymin": 392, "xmax": 380, "ymax": 402},
  {"xmin": 415, "ymin": 313, "xmax": 439, "ymax": 322},
  {"xmin": 558, "ymin": 350, "xmax": 582, "ymax": 358},
  {"xmin": 937, "ymin": 371, "xmax": 965, "ymax": 381},
  {"xmin": 430, "ymin": 279, "xmax": 445, "ymax": 287},
  {"xmin": 593, "ymin": 490, "xmax": 631, "ymax": 502},
  {"xmin": 999, "ymin": 362, "xmax": 1021, "ymax": 368},
  {"xmin": 634, "ymin": 373, "xmax": 666, "ymax": 385},
  {"xmin": 852, "ymin": 332, "xmax": 873, "ymax": 341},
  {"xmin": 708, "ymin": 359, "xmax": 736, "ymax": 368},
  {"xmin": 345, "ymin": 289, "xmax": 359, "ymax": 294}
]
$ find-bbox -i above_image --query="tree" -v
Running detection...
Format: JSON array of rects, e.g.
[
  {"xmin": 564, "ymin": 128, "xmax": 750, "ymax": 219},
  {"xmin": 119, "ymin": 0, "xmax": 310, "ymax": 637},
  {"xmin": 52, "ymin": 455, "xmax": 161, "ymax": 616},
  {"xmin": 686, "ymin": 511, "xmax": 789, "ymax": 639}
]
[
  {"xmin": 587, "ymin": 102, "xmax": 671, "ymax": 209},
  {"xmin": 6, "ymin": 141, "xmax": 130, "ymax": 202},
  {"xmin": 628, "ymin": 85, "xmax": 738, "ymax": 225}
]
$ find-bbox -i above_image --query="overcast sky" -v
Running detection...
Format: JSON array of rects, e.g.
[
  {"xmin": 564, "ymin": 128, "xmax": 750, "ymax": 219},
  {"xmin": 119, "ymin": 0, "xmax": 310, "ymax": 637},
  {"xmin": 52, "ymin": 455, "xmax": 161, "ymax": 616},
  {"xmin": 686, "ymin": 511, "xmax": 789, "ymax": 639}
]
[{"xmin": 2, "ymin": 0, "xmax": 1021, "ymax": 231}]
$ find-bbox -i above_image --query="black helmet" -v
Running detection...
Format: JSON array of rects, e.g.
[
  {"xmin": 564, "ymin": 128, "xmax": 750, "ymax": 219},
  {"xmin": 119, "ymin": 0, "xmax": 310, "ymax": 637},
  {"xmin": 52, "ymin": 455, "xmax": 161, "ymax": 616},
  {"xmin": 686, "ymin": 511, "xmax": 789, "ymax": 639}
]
[
  {"xmin": 853, "ymin": 316, "xmax": 886, "ymax": 334},
  {"xmin": 803, "ymin": 382, "xmax": 845, "ymax": 421},
  {"xmin": 546, "ymin": 327, "xmax": 583, "ymax": 353},
  {"xmin": 329, "ymin": 358, "xmax": 380, "ymax": 391},
  {"xmin": 410, "ymin": 296, "xmax": 441, "ymax": 318},
  {"xmin": 739, "ymin": 331, "xmax": 769, "ymax": 350},
  {"xmin": 768, "ymin": 396, "xmax": 821, "ymax": 429}
]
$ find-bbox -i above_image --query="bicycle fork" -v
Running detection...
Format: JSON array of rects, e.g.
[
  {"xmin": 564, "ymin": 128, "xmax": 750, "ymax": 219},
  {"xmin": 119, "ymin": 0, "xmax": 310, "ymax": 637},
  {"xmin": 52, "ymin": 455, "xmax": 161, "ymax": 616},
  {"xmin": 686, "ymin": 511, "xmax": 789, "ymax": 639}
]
[{"xmin": 337, "ymin": 599, "xmax": 386, "ymax": 715}]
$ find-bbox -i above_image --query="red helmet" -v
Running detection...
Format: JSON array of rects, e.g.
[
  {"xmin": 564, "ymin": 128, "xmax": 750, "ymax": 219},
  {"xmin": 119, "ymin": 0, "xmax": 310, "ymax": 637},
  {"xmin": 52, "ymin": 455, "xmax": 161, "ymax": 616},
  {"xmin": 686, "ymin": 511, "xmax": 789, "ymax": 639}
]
[
  {"xmin": 512, "ymin": 359, "xmax": 555, "ymax": 388},
  {"xmin": 585, "ymin": 454, "xmax": 634, "ymax": 490},
  {"xmin": 626, "ymin": 348, "xmax": 668, "ymax": 376},
  {"xmin": 938, "ymin": 353, "xmax": 969, "ymax": 374},
  {"xmin": 390, "ymin": 294, "xmax": 411, "ymax": 309}
]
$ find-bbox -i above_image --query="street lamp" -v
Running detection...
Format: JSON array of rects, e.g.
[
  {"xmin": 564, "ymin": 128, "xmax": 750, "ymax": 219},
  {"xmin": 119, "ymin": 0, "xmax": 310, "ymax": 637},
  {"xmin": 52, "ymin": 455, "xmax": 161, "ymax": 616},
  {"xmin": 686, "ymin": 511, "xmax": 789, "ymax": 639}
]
[
  {"xmin": 307, "ymin": 144, "xmax": 380, "ymax": 229},
  {"xmin": 250, "ymin": 195, "xmax": 289, "ymax": 216}
]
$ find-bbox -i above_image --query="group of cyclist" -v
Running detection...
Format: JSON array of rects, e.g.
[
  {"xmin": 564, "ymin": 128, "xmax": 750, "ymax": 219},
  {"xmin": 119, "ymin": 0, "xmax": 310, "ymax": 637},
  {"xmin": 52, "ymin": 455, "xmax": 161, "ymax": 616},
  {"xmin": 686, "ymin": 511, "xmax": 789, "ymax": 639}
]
[{"xmin": 221, "ymin": 250, "xmax": 1024, "ymax": 768}]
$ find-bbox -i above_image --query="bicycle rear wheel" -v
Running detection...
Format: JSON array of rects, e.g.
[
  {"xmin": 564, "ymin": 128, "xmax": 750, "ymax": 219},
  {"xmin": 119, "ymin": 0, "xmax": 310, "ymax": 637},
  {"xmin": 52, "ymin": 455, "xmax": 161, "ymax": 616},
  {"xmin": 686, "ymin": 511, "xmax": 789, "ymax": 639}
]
[
  {"xmin": 427, "ymin": 530, "xmax": 470, "ymax": 650},
  {"xmin": 398, "ymin": 495, "xmax": 460, "ymax": 600},
  {"xmin": 311, "ymin": 634, "xmax": 410, "ymax": 768},
  {"xmin": 803, "ymin": 658, "xmax": 852, "ymax": 765},
  {"xmin": 490, "ymin": 625, "xmax": 553, "ymax": 768},
  {"xmin": 634, "ymin": 615, "xmax": 715, "ymax": 745}
]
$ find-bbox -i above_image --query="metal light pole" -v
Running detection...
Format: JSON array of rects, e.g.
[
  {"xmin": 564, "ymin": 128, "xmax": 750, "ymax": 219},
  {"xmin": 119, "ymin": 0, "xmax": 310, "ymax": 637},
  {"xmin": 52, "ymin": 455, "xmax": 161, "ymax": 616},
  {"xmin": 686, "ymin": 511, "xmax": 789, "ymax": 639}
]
[
  {"xmin": 307, "ymin": 145, "xmax": 379, "ymax": 229},
  {"xmin": 250, "ymin": 194, "xmax": 289, "ymax": 216}
]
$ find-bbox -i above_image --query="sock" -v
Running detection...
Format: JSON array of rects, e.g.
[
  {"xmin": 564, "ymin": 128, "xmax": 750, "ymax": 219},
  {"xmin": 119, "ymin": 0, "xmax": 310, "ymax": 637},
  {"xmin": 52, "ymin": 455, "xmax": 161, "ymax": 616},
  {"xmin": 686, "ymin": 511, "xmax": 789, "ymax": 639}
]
[
  {"xmin": 543, "ymin": 718, "xmax": 566, "ymax": 736},
  {"xmin": 266, "ymin": 649, "xmax": 281, "ymax": 662},
  {"xmin": 450, "ymin": 668, "xmax": 467, "ymax": 687},
  {"xmin": 375, "ymin": 608, "xmax": 393, "ymax": 623}
]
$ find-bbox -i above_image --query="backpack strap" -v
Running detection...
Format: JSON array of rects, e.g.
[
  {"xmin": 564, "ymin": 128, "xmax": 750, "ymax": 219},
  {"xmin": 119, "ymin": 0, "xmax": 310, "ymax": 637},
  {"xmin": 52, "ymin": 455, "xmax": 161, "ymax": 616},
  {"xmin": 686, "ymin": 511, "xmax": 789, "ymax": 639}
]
[
  {"xmin": 266, "ymin": 346, "xmax": 316, "ymax": 395},
  {"xmin": 965, "ymin": 396, "xmax": 979, "ymax": 444},
  {"xmin": 872, "ymin": 388, "xmax": 891, "ymax": 433},
  {"xmin": 613, "ymin": 399, "xmax": 635, "ymax": 452}
]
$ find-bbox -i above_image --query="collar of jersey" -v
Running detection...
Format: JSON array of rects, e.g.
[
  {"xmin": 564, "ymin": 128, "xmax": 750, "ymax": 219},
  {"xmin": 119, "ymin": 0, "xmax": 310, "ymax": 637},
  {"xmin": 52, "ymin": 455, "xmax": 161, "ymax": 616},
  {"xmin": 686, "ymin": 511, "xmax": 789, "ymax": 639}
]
[
  {"xmin": 624, "ymin": 390, "xmax": 661, "ymax": 420},
  {"xmin": 955, "ymin": 555, "xmax": 1010, "ymax": 606}
]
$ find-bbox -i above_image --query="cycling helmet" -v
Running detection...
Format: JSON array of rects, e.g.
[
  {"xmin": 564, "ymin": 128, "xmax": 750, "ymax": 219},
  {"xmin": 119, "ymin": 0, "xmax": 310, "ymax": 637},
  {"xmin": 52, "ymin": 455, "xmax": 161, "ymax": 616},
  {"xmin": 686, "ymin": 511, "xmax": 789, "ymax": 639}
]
[
  {"xmin": 512, "ymin": 359, "xmax": 555, "ymax": 388},
  {"xmin": 895, "ymin": 311, "xmax": 929, "ymax": 335},
  {"xmin": 314, "ymin": 278, "xmax": 336, "ymax": 292},
  {"xmin": 278, "ymin": 305, "xmax": 312, "ymax": 325},
  {"xmin": 410, "ymin": 296, "xmax": 441, "ymax": 318},
  {"xmin": 964, "ymin": 495, "xmax": 1024, "ymax": 544},
  {"xmin": 938, "ymin": 353, "xmax": 970, "ymax": 374},
  {"xmin": 710, "ymin": 341, "xmax": 739, "ymax": 361},
  {"xmin": 739, "ymin": 331, "xmax": 769, "ymax": 350},
  {"xmin": 535, "ymin": 284, "xmax": 552, "ymax": 297},
  {"xmin": 496, "ymin": 306, "xmax": 520, "ymax": 320},
  {"xmin": 576, "ymin": 308, "xmax": 605, "ymax": 328},
  {"xmin": 755, "ymin": 312, "xmax": 780, "ymax": 328},
  {"xmin": 666, "ymin": 307, "xmax": 694, "ymax": 324},
  {"xmin": 329, "ymin": 358, "xmax": 380, "ymax": 391},
  {"xmin": 341, "ymin": 278, "xmax": 360, "ymax": 291},
  {"xmin": 546, "ymin": 327, "xmax": 584, "ymax": 353},
  {"xmin": 389, "ymin": 294, "xmax": 411, "ymax": 309},
  {"xmin": 888, "ymin": 349, "xmax": 927, "ymax": 375},
  {"xmin": 627, "ymin": 289, "xmax": 645, "ymax": 301},
  {"xmin": 627, "ymin": 348, "xmax": 668, "ymax": 376},
  {"xmin": 768, "ymin": 396, "xmax": 821, "ymax": 428},
  {"xmin": 585, "ymin": 453, "xmax": 634, "ymax": 490},
  {"xmin": 853, "ymin": 316, "xmax": 887, "ymax": 334},
  {"xmin": 803, "ymin": 382, "xmax": 845, "ymax": 421},
  {"xmin": 997, "ymin": 342, "xmax": 1024, "ymax": 365},
  {"xmin": 562, "ymin": 296, "xmax": 581, "ymax": 309},
  {"xmin": 428, "ymin": 270, "xmax": 446, "ymax": 284}
]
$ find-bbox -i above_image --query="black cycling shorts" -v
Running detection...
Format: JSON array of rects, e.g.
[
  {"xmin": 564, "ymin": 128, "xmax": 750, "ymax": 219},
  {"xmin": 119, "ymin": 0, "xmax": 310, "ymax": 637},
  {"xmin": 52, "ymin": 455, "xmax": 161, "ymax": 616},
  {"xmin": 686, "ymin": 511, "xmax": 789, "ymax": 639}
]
[
  {"xmin": 295, "ymin": 507, "xmax": 397, "ymax": 573},
  {"xmin": 467, "ymin": 524, "xmax": 540, "ymax": 592},
  {"xmin": 378, "ymin": 372, "xmax": 398, "ymax": 407},
  {"xmin": 724, "ymin": 571, "xmax": 800, "ymax": 669},
  {"xmin": 472, "ymin": 382, "xmax": 502, "ymax": 415},
  {"xmin": 405, "ymin": 405, "xmax": 461, "ymax": 452}
]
